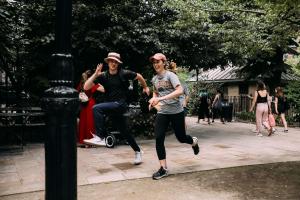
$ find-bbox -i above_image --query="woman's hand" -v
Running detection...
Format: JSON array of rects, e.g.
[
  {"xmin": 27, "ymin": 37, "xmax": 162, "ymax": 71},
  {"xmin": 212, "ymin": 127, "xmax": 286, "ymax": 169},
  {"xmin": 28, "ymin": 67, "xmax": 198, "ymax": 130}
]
[
  {"xmin": 148, "ymin": 97, "xmax": 160, "ymax": 107},
  {"xmin": 148, "ymin": 97, "xmax": 161, "ymax": 111}
]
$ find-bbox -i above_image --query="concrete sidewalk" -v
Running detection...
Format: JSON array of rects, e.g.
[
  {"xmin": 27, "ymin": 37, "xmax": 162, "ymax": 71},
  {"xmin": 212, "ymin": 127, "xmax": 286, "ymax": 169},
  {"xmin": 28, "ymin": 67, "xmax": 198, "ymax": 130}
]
[{"xmin": 1, "ymin": 117, "xmax": 300, "ymax": 197}]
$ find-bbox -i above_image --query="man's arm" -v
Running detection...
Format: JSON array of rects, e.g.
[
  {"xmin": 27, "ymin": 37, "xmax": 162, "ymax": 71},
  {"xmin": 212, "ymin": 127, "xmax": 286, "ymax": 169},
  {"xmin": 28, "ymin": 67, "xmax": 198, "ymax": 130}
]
[
  {"xmin": 84, "ymin": 64, "xmax": 103, "ymax": 90},
  {"xmin": 184, "ymin": 95, "xmax": 190, "ymax": 107},
  {"xmin": 135, "ymin": 73, "xmax": 150, "ymax": 96}
]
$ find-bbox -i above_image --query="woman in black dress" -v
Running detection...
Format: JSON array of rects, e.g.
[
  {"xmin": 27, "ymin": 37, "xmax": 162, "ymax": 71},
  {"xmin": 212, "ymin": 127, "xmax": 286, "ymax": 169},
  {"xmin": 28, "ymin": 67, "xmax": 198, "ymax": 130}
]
[{"xmin": 275, "ymin": 87, "xmax": 288, "ymax": 132}]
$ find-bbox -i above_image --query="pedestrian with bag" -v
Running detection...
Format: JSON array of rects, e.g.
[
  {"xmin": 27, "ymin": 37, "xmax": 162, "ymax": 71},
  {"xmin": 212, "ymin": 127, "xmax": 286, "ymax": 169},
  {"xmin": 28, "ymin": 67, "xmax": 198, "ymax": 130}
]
[
  {"xmin": 76, "ymin": 70, "xmax": 105, "ymax": 146},
  {"xmin": 83, "ymin": 52, "xmax": 150, "ymax": 165},
  {"xmin": 249, "ymin": 80, "xmax": 273, "ymax": 136},
  {"xmin": 148, "ymin": 53, "xmax": 199, "ymax": 180}
]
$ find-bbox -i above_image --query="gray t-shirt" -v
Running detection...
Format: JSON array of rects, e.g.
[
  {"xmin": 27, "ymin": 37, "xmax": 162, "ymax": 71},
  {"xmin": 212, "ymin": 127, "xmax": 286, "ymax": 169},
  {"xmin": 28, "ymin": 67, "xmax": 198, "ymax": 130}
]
[
  {"xmin": 179, "ymin": 82, "xmax": 189, "ymax": 107},
  {"xmin": 151, "ymin": 71, "xmax": 183, "ymax": 114}
]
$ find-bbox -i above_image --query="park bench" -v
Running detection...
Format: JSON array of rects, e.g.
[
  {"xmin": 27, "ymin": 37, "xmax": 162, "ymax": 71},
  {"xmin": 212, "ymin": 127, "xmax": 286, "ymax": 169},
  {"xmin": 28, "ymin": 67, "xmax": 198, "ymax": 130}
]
[{"xmin": 0, "ymin": 106, "xmax": 45, "ymax": 149}]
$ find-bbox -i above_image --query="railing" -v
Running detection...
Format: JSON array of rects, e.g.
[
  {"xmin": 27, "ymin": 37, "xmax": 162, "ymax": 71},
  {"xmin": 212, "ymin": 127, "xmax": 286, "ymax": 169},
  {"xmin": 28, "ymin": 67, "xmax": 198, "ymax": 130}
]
[
  {"xmin": 226, "ymin": 95, "xmax": 251, "ymax": 114},
  {"xmin": 0, "ymin": 106, "xmax": 45, "ymax": 149}
]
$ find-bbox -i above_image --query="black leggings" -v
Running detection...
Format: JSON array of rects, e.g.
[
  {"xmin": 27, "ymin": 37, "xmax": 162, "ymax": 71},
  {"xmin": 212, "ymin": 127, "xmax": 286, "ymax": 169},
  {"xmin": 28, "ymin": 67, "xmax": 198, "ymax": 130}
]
[{"xmin": 155, "ymin": 112, "xmax": 193, "ymax": 160}]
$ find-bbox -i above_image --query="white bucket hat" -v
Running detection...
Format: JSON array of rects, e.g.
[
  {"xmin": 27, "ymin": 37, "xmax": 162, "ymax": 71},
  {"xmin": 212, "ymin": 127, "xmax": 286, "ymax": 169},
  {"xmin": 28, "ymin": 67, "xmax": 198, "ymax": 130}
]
[{"xmin": 104, "ymin": 52, "xmax": 123, "ymax": 64}]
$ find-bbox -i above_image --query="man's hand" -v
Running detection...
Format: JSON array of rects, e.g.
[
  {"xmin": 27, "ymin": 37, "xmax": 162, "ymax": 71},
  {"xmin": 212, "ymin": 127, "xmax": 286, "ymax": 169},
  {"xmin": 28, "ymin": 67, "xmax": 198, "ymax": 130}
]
[
  {"xmin": 95, "ymin": 63, "xmax": 103, "ymax": 77},
  {"xmin": 143, "ymin": 87, "xmax": 150, "ymax": 96}
]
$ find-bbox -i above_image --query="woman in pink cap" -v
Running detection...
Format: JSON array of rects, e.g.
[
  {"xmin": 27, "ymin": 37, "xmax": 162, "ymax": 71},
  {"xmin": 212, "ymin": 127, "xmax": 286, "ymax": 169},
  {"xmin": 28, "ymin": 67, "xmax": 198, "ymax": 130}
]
[{"xmin": 148, "ymin": 53, "xmax": 200, "ymax": 180}]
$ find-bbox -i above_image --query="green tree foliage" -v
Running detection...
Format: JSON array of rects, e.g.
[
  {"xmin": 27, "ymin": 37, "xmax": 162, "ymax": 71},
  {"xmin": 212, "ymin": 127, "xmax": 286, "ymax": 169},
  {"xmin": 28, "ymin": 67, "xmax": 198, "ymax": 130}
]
[
  {"xmin": 285, "ymin": 81, "xmax": 300, "ymax": 121},
  {"xmin": 1, "ymin": 0, "xmax": 299, "ymax": 101},
  {"xmin": 72, "ymin": 0, "xmax": 176, "ymax": 81},
  {"xmin": 164, "ymin": 0, "xmax": 300, "ymax": 87},
  {"xmin": 1, "ymin": 0, "xmax": 176, "ymax": 98},
  {"xmin": 0, "ymin": 1, "xmax": 55, "ymax": 99}
]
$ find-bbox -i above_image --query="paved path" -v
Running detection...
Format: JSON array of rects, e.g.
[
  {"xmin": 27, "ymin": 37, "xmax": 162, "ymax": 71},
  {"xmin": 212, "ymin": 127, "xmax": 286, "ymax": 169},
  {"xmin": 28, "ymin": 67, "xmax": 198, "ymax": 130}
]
[{"xmin": 1, "ymin": 117, "xmax": 300, "ymax": 197}]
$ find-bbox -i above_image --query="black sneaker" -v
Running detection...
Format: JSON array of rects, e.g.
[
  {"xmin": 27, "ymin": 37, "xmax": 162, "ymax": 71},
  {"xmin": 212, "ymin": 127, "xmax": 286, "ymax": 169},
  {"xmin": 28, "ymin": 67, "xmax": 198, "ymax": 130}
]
[
  {"xmin": 192, "ymin": 137, "xmax": 200, "ymax": 155},
  {"xmin": 152, "ymin": 167, "xmax": 168, "ymax": 180}
]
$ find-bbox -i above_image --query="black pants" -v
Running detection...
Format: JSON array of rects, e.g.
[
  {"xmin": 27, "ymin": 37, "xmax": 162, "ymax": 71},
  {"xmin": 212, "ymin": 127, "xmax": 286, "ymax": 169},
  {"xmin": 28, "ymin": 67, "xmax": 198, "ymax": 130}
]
[
  {"xmin": 155, "ymin": 112, "xmax": 193, "ymax": 160},
  {"xmin": 93, "ymin": 101, "xmax": 140, "ymax": 152},
  {"xmin": 212, "ymin": 107, "xmax": 224, "ymax": 122}
]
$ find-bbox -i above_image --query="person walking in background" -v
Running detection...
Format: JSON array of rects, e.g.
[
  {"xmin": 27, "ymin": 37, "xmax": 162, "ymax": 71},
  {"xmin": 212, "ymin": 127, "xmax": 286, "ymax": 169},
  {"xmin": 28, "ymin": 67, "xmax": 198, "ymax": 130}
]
[
  {"xmin": 197, "ymin": 91, "xmax": 211, "ymax": 124},
  {"xmin": 148, "ymin": 53, "xmax": 199, "ymax": 180},
  {"xmin": 83, "ymin": 52, "xmax": 150, "ymax": 165},
  {"xmin": 267, "ymin": 91, "xmax": 276, "ymax": 133},
  {"xmin": 274, "ymin": 87, "xmax": 289, "ymax": 133},
  {"xmin": 249, "ymin": 80, "xmax": 273, "ymax": 136},
  {"xmin": 77, "ymin": 70, "xmax": 105, "ymax": 146},
  {"xmin": 211, "ymin": 89, "xmax": 225, "ymax": 124}
]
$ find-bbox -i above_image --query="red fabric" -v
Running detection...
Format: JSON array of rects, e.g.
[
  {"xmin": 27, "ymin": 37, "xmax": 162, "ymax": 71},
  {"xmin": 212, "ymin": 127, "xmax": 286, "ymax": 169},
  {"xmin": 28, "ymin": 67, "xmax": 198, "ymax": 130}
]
[{"xmin": 77, "ymin": 84, "xmax": 99, "ymax": 144}]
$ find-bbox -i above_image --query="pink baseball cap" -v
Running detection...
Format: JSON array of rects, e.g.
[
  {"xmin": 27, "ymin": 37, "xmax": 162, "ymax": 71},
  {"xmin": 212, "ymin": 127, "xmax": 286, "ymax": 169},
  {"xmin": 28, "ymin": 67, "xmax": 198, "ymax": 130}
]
[{"xmin": 149, "ymin": 53, "xmax": 167, "ymax": 62}]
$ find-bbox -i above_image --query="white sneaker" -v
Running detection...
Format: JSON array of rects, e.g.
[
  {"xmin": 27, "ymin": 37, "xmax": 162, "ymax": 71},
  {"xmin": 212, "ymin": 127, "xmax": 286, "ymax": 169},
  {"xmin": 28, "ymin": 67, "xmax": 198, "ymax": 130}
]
[
  {"xmin": 133, "ymin": 150, "xmax": 143, "ymax": 165},
  {"xmin": 256, "ymin": 133, "xmax": 263, "ymax": 137},
  {"xmin": 83, "ymin": 135, "xmax": 106, "ymax": 146}
]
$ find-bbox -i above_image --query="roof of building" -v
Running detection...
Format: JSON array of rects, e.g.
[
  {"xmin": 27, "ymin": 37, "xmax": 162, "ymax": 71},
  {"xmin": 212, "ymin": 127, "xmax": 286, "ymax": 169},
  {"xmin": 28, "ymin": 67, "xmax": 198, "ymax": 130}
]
[{"xmin": 188, "ymin": 66, "xmax": 300, "ymax": 82}]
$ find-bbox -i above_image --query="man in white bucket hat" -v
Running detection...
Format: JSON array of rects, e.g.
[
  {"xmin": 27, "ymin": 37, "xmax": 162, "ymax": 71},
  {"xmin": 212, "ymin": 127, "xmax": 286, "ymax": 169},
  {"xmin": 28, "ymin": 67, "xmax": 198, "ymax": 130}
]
[{"xmin": 83, "ymin": 52, "xmax": 150, "ymax": 165}]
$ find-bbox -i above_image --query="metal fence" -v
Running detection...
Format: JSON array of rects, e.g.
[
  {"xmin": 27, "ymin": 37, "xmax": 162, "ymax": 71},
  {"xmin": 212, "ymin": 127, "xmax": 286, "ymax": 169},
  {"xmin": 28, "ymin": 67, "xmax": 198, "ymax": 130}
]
[{"xmin": 226, "ymin": 95, "xmax": 251, "ymax": 114}]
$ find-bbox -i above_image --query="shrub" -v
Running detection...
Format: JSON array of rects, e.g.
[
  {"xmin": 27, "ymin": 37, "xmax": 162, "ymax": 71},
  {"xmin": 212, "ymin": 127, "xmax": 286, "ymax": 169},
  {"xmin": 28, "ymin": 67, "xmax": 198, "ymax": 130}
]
[
  {"xmin": 235, "ymin": 111, "xmax": 255, "ymax": 122},
  {"xmin": 285, "ymin": 81, "xmax": 300, "ymax": 123}
]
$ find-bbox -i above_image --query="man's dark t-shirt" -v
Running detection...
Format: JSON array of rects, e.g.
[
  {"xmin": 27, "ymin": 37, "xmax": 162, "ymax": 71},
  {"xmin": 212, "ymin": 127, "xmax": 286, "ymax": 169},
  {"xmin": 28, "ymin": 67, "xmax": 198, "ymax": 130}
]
[{"xmin": 94, "ymin": 69, "xmax": 136, "ymax": 102}]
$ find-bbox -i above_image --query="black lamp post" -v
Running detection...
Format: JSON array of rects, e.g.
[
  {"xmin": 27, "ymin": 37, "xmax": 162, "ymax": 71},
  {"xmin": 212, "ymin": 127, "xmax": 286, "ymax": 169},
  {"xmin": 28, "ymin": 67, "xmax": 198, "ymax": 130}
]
[{"xmin": 41, "ymin": 0, "xmax": 78, "ymax": 199}]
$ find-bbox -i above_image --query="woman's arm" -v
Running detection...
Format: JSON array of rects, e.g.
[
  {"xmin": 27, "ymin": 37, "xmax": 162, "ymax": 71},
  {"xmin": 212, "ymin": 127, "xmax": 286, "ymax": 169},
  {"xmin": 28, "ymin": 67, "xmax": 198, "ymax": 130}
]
[
  {"xmin": 148, "ymin": 88, "xmax": 158, "ymax": 110},
  {"xmin": 267, "ymin": 93, "xmax": 271, "ymax": 113},
  {"xmin": 149, "ymin": 85, "xmax": 183, "ymax": 107},
  {"xmin": 249, "ymin": 91, "xmax": 258, "ymax": 112},
  {"xmin": 212, "ymin": 94, "xmax": 219, "ymax": 107},
  {"xmin": 274, "ymin": 97, "xmax": 278, "ymax": 114},
  {"xmin": 183, "ymin": 94, "xmax": 190, "ymax": 107}
]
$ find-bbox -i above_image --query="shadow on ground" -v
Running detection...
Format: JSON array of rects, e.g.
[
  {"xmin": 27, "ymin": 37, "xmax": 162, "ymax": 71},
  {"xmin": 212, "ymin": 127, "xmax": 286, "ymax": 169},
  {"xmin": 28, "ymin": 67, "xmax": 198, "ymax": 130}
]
[{"xmin": 2, "ymin": 161, "xmax": 300, "ymax": 200}]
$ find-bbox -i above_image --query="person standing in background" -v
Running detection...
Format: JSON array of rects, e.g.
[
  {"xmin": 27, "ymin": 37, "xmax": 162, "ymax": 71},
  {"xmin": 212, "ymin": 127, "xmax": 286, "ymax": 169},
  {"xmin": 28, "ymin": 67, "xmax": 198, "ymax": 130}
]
[
  {"xmin": 197, "ymin": 91, "xmax": 211, "ymax": 124},
  {"xmin": 274, "ymin": 87, "xmax": 289, "ymax": 133},
  {"xmin": 77, "ymin": 70, "xmax": 105, "ymax": 146},
  {"xmin": 211, "ymin": 89, "xmax": 225, "ymax": 124}
]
